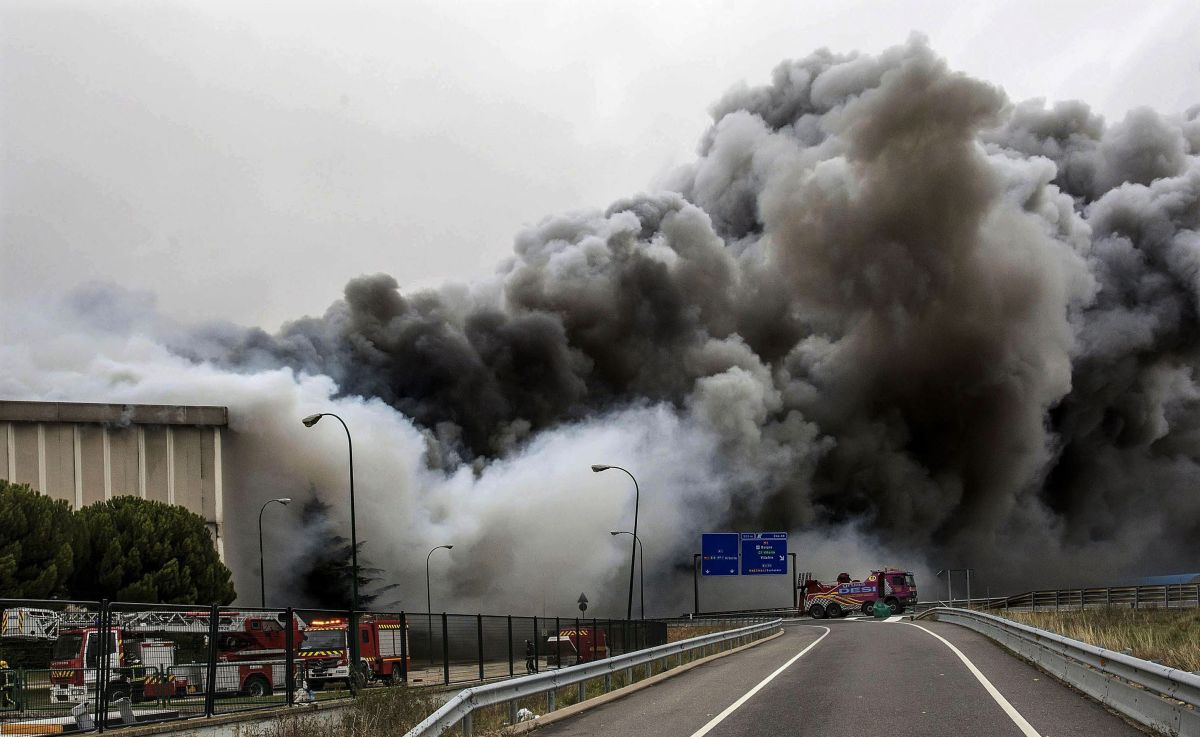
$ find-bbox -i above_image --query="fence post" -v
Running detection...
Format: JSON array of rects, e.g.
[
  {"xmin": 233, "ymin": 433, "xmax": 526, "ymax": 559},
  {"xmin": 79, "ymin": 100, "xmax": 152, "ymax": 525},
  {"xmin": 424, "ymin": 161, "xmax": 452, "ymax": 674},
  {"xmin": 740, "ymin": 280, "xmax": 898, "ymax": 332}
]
[
  {"xmin": 592, "ymin": 617, "xmax": 598, "ymax": 662},
  {"xmin": 507, "ymin": 616, "xmax": 513, "ymax": 677},
  {"xmin": 533, "ymin": 616, "xmax": 539, "ymax": 673},
  {"xmin": 441, "ymin": 613, "xmax": 450, "ymax": 685},
  {"xmin": 285, "ymin": 607, "xmax": 295, "ymax": 706},
  {"xmin": 1106, "ymin": 588, "xmax": 1111, "ymax": 606},
  {"xmin": 555, "ymin": 617, "xmax": 561, "ymax": 669},
  {"xmin": 204, "ymin": 603, "xmax": 219, "ymax": 718},
  {"xmin": 477, "ymin": 614, "xmax": 484, "ymax": 681},
  {"xmin": 1135, "ymin": 586, "xmax": 1141, "ymax": 609},
  {"xmin": 574, "ymin": 618, "xmax": 581, "ymax": 666},
  {"xmin": 95, "ymin": 599, "xmax": 109, "ymax": 733},
  {"xmin": 400, "ymin": 612, "xmax": 408, "ymax": 683},
  {"xmin": 1055, "ymin": 590, "xmax": 1060, "ymax": 611}
]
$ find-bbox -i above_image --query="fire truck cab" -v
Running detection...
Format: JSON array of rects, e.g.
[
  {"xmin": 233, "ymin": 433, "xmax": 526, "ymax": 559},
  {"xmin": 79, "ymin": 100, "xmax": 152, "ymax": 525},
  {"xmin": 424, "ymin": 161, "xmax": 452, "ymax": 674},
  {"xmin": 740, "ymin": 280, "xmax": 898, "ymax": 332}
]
[
  {"xmin": 299, "ymin": 616, "xmax": 409, "ymax": 690},
  {"xmin": 47, "ymin": 627, "xmax": 189, "ymax": 704},
  {"xmin": 801, "ymin": 568, "xmax": 917, "ymax": 618}
]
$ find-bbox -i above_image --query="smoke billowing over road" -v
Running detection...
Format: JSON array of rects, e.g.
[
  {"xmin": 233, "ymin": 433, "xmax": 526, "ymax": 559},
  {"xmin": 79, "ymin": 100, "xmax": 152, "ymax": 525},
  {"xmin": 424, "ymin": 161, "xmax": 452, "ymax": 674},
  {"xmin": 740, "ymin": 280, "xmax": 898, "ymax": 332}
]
[{"xmin": 6, "ymin": 38, "xmax": 1200, "ymax": 611}]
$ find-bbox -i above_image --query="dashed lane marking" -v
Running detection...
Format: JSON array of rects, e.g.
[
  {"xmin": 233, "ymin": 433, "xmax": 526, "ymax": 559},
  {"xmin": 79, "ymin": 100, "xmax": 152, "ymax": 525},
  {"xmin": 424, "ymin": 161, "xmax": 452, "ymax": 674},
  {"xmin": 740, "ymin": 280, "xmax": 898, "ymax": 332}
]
[
  {"xmin": 686, "ymin": 626, "xmax": 831, "ymax": 737},
  {"xmin": 906, "ymin": 622, "xmax": 1043, "ymax": 737}
]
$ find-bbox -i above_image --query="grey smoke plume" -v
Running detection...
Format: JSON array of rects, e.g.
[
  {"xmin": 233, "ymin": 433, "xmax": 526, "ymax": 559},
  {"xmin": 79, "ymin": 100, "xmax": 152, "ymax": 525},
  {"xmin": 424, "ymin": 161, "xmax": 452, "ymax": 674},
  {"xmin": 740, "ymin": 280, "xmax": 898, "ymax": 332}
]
[{"xmin": 6, "ymin": 37, "xmax": 1200, "ymax": 610}]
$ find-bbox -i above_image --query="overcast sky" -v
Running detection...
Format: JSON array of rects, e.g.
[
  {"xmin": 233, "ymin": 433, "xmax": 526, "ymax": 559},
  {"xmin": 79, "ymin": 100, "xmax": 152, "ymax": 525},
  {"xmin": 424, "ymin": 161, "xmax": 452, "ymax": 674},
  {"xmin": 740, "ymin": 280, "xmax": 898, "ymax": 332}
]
[{"xmin": 3, "ymin": 0, "xmax": 1198, "ymax": 330}]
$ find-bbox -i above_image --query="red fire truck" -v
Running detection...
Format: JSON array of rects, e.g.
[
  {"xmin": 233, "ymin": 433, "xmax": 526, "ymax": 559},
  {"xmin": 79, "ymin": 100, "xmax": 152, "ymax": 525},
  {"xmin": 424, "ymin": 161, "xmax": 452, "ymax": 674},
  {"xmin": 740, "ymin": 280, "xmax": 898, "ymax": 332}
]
[
  {"xmin": 800, "ymin": 568, "xmax": 918, "ymax": 618},
  {"xmin": 543, "ymin": 627, "xmax": 609, "ymax": 667},
  {"xmin": 1, "ymin": 608, "xmax": 299, "ymax": 702},
  {"xmin": 298, "ymin": 615, "xmax": 409, "ymax": 690}
]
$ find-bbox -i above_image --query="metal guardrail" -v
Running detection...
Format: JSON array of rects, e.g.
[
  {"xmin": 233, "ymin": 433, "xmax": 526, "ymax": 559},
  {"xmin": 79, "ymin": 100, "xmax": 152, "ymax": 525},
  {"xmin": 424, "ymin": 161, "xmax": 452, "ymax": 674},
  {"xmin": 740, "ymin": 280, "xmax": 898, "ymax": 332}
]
[
  {"xmin": 912, "ymin": 584, "xmax": 1200, "ymax": 614},
  {"xmin": 923, "ymin": 607, "xmax": 1200, "ymax": 736},
  {"xmin": 673, "ymin": 607, "xmax": 799, "ymax": 619},
  {"xmin": 403, "ymin": 617, "xmax": 783, "ymax": 737}
]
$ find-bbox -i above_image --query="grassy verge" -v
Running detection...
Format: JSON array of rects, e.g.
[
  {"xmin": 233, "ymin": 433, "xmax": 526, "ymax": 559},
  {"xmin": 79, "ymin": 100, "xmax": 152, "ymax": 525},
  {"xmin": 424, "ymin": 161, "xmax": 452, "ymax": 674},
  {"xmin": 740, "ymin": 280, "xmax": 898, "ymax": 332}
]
[
  {"xmin": 233, "ymin": 686, "xmax": 452, "ymax": 737},
  {"xmin": 999, "ymin": 607, "xmax": 1200, "ymax": 672},
  {"xmin": 666, "ymin": 625, "xmax": 726, "ymax": 642}
]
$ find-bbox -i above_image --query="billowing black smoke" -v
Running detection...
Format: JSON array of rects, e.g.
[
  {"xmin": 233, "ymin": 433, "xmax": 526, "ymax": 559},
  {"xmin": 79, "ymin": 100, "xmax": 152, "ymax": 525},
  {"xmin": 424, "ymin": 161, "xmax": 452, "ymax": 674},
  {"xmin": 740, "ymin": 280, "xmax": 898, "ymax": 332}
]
[{"xmin": 186, "ymin": 37, "xmax": 1200, "ymax": 589}]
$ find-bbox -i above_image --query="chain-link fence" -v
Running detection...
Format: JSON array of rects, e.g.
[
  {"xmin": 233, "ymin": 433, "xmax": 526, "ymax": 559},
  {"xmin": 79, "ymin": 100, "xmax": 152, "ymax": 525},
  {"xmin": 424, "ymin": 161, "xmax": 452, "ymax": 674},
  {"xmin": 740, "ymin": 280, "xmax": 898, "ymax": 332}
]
[{"xmin": 0, "ymin": 598, "xmax": 671, "ymax": 733}]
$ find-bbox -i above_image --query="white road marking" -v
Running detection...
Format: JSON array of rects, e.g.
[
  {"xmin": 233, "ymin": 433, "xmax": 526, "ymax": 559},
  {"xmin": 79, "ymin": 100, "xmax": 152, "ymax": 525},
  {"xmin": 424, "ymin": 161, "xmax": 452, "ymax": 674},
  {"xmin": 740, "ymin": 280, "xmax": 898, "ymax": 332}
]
[
  {"xmin": 907, "ymin": 623, "xmax": 1043, "ymax": 737},
  {"xmin": 687, "ymin": 626, "xmax": 831, "ymax": 737}
]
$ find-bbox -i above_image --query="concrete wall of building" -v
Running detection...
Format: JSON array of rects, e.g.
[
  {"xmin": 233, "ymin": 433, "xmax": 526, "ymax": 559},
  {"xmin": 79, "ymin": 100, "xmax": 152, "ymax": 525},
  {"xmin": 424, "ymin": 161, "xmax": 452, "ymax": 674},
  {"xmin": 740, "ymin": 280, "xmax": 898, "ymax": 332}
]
[{"xmin": 0, "ymin": 401, "xmax": 228, "ymax": 560}]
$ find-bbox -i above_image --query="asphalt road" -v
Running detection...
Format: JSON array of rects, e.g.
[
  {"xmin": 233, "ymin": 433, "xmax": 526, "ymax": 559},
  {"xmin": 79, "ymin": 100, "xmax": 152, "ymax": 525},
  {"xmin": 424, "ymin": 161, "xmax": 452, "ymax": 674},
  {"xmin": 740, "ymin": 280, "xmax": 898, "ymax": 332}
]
[{"xmin": 532, "ymin": 617, "xmax": 1148, "ymax": 737}]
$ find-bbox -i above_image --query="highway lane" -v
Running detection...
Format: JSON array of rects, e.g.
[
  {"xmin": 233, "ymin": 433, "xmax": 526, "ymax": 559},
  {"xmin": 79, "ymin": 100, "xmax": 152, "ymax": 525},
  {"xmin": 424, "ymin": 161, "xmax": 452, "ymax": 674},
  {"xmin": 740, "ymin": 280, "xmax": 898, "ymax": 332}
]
[{"xmin": 532, "ymin": 618, "xmax": 1148, "ymax": 737}]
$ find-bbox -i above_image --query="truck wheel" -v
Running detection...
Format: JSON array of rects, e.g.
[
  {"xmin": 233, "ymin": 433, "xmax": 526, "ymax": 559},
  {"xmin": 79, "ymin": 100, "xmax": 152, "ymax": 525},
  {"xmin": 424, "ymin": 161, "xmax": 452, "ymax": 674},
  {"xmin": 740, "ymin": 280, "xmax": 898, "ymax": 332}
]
[
  {"xmin": 860, "ymin": 602, "xmax": 873, "ymax": 615},
  {"xmin": 809, "ymin": 603, "xmax": 826, "ymax": 619},
  {"xmin": 885, "ymin": 597, "xmax": 900, "ymax": 614},
  {"xmin": 387, "ymin": 667, "xmax": 403, "ymax": 686},
  {"xmin": 308, "ymin": 680, "xmax": 325, "ymax": 692},
  {"xmin": 826, "ymin": 603, "xmax": 843, "ymax": 618},
  {"xmin": 243, "ymin": 675, "xmax": 272, "ymax": 698}
]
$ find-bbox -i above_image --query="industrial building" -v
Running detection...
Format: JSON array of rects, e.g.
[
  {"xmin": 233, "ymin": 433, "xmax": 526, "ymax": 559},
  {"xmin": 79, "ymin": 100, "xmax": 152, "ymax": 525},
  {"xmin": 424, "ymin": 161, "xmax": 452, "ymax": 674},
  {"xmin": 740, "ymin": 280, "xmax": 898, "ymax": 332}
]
[{"xmin": 0, "ymin": 400, "xmax": 227, "ymax": 559}]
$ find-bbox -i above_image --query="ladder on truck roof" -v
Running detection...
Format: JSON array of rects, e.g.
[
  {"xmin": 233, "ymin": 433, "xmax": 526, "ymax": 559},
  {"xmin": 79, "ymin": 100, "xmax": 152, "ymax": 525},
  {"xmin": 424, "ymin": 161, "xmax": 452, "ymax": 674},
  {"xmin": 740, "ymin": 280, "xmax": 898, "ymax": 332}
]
[{"xmin": 1, "ymin": 607, "xmax": 293, "ymax": 641}]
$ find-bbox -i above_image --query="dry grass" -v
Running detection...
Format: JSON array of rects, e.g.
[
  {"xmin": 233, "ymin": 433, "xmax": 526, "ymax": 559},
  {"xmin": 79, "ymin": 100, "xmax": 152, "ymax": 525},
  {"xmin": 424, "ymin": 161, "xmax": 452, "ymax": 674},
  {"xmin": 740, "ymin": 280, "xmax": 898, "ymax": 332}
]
[
  {"xmin": 1001, "ymin": 607, "xmax": 1200, "ymax": 673},
  {"xmin": 232, "ymin": 687, "xmax": 449, "ymax": 737},
  {"xmin": 666, "ymin": 625, "xmax": 725, "ymax": 642}
]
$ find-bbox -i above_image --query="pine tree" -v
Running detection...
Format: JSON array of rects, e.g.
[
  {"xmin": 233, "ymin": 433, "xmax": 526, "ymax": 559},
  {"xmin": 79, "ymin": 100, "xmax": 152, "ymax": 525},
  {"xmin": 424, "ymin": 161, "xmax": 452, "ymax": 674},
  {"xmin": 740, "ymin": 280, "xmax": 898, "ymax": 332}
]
[
  {"xmin": 0, "ymin": 480, "xmax": 75, "ymax": 598},
  {"xmin": 71, "ymin": 496, "xmax": 236, "ymax": 604}
]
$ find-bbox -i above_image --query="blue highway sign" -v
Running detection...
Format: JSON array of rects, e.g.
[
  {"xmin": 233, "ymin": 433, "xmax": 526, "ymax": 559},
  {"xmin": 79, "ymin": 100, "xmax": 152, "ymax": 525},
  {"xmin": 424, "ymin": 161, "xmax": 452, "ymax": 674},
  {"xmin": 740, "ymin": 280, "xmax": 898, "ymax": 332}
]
[
  {"xmin": 740, "ymin": 532, "xmax": 788, "ymax": 575},
  {"xmin": 701, "ymin": 533, "xmax": 740, "ymax": 576}
]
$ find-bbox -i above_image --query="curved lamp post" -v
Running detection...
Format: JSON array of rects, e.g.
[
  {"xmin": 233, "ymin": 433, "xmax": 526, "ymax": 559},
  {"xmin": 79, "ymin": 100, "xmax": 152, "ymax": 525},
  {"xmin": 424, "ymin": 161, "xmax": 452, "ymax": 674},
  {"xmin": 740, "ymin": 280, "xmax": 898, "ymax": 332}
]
[
  {"xmin": 592, "ymin": 464, "xmax": 639, "ymax": 620},
  {"xmin": 301, "ymin": 412, "xmax": 360, "ymax": 676},
  {"xmin": 426, "ymin": 545, "xmax": 454, "ymax": 665},
  {"xmin": 610, "ymin": 531, "xmax": 644, "ymax": 619},
  {"xmin": 258, "ymin": 497, "xmax": 292, "ymax": 607}
]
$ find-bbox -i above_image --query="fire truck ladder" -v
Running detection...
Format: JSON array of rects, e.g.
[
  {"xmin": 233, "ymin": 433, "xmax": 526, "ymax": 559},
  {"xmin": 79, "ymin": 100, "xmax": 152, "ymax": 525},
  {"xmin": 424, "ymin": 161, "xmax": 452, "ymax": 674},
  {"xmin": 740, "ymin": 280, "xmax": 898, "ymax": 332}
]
[
  {"xmin": 0, "ymin": 608, "xmax": 66, "ymax": 640},
  {"xmin": 1, "ymin": 608, "xmax": 292, "ymax": 640}
]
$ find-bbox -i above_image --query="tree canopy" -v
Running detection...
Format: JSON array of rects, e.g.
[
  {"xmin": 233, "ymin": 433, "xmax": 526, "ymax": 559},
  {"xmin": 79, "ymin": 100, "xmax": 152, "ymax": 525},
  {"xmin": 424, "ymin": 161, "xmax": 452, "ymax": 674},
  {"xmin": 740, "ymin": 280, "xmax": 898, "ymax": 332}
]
[
  {"xmin": 297, "ymin": 494, "xmax": 394, "ymax": 609},
  {"xmin": 0, "ymin": 480, "xmax": 75, "ymax": 598},
  {"xmin": 71, "ymin": 496, "xmax": 236, "ymax": 604}
]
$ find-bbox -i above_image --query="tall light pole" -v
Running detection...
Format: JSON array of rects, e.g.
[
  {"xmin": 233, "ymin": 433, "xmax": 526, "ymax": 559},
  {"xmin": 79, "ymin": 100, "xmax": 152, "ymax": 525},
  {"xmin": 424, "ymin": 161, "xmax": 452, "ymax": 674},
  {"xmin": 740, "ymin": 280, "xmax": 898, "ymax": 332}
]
[
  {"xmin": 426, "ymin": 544, "xmax": 453, "ymax": 664},
  {"xmin": 592, "ymin": 464, "xmax": 639, "ymax": 620},
  {"xmin": 258, "ymin": 498, "xmax": 292, "ymax": 607},
  {"xmin": 301, "ymin": 412, "xmax": 360, "ymax": 677},
  {"xmin": 610, "ymin": 531, "xmax": 644, "ymax": 619}
]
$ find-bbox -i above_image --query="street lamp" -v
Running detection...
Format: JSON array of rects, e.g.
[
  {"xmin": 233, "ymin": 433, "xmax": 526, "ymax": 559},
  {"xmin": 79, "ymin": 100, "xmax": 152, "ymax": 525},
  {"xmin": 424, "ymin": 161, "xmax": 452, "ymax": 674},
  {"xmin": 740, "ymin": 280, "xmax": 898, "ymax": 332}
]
[
  {"xmin": 592, "ymin": 464, "xmax": 640, "ymax": 620},
  {"xmin": 301, "ymin": 412, "xmax": 360, "ymax": 677},
  {"xmin": 610, "ymin": 531, "xmax": 644, "ymax": 619},
  {"xmin": 258, "ymin": 498, "xmax": 292, "ymax": 607},
  {"xmin": 426, "ymin": 545, "xmax": 453, "ymax": 665}
]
